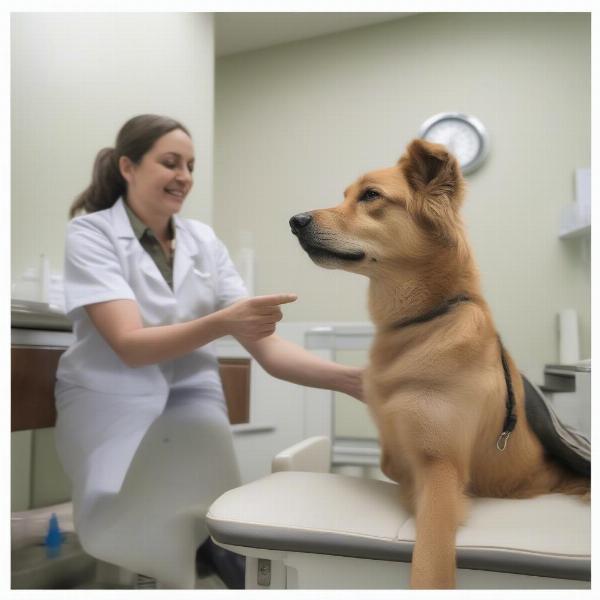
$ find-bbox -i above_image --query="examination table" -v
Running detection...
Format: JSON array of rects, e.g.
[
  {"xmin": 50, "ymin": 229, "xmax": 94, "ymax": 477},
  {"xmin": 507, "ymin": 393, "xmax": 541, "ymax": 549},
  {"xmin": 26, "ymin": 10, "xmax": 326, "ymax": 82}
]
[{"xmin": 206, "ymin": 436, "xmax": 590, "ymax": 589}]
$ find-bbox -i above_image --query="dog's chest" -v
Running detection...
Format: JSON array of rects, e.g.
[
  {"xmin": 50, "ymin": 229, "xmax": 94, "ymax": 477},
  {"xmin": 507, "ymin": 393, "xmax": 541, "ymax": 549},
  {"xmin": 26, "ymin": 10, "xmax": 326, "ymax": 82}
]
[{"xmin": 363, "ymin": 340, "xmax": 489, "ymax": 473}]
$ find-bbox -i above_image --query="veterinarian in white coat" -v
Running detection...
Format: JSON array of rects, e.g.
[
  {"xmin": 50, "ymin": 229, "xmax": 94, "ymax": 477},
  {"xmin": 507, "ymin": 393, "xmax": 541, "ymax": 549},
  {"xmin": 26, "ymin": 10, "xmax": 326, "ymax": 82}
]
[{"xmin": 54, "ymin": 114, "xmax": 363, "ymax": 588}]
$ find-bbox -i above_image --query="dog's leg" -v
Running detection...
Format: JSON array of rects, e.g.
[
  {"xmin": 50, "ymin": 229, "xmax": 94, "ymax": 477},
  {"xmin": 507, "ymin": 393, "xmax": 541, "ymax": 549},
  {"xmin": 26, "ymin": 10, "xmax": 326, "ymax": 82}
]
[{"xmin": 410, "ymin": 459, "xmax": 465, "ymax": 589}]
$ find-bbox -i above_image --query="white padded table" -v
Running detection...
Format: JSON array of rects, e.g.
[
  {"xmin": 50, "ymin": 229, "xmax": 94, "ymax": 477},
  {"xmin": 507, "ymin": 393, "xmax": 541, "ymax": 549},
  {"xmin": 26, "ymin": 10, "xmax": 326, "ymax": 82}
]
[{"xmin": 207, "ymin": 471, "xmax": 590, "ymax": 589}]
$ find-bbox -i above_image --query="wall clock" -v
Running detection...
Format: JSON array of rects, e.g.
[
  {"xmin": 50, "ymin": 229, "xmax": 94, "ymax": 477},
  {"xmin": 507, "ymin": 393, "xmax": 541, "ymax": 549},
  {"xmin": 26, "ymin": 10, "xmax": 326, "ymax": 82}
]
[{"xmin": 419, "ymin": 113, "xmax": 489, "ymax": 174}]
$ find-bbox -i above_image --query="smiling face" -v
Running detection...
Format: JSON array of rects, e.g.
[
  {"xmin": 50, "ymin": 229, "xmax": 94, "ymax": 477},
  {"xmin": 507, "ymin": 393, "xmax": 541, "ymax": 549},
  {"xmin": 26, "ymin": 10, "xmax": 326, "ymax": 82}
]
[
  {"xmin": 119, "ymin": 128, "xmax": 195, "ymax": 220},
  {"xmin": 289, "ymin": 139, "xmax": 466, "ymax": 277}
]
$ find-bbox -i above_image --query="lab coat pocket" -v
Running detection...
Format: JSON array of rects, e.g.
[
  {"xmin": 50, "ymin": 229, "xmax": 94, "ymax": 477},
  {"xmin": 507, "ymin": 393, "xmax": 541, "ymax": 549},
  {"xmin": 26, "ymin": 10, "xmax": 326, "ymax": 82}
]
[
  {"xmin": 193, "ymin": 268, "xmax": 213, "ymax": 281},
  {"xmin": 178, "ymin": 267, "xmax": 217, "ymax": 318},
  {"xmin": 193, "ymin": 267, "xmax": 216, "ymax": 292}
]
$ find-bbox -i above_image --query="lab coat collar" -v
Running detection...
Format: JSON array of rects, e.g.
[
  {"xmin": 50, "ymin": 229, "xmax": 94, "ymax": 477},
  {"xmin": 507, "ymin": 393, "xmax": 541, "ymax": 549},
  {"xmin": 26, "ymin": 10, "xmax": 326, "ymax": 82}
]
[
  {"xmin": 113, "ymin": 198, "xmax": 138, "ymax": 241},
  {"xmin": 172, "ymin": 213, "xmax": 203, "ymax": 294},
  {"xmin": 112, "ymin": 198, "xmax": 201, "ymax": 295}
]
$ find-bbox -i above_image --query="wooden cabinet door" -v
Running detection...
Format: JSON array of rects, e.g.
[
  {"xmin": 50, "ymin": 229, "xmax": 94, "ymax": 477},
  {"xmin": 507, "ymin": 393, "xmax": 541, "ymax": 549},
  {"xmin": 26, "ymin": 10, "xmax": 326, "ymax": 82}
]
[
  {"xmin": 219, "ymin": 358, "xmax": 251, "ymax": 425},
  {"xmin": 11, "ymin": 346, "xmax": 250, "ymax": 431},
  {"xmin": 11, "ymin": 346, "xmax": 64, "ymax": 432}
]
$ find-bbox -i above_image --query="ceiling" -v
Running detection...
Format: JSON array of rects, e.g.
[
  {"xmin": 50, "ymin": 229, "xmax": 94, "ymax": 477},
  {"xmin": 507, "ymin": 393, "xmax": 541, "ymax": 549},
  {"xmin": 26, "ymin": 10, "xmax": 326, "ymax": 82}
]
[{"xmin": 214, "ymin": 12, "xmax": 417, "ymax": 57}]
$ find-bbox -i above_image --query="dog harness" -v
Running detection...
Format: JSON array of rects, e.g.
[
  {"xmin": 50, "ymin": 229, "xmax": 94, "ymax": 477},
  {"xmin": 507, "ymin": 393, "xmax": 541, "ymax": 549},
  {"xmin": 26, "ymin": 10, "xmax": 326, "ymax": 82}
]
[
  {"xmin": 497, "ymin": 339, "xmax": 517, "ymax": 451},
  {"xmin": 388, "ymin": 294, "xmax": 471, "ymax": 330},
  {"xmin": 389, "ymin": 294, "xmax": 517, "ymax": 451}
]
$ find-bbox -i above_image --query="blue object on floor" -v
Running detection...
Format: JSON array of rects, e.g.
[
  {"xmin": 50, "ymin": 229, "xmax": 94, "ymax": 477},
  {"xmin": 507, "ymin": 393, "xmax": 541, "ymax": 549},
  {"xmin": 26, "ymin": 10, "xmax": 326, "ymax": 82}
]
[{"xmin": 44, "ymin": 513, "xmax": 63, "ymax": 559}]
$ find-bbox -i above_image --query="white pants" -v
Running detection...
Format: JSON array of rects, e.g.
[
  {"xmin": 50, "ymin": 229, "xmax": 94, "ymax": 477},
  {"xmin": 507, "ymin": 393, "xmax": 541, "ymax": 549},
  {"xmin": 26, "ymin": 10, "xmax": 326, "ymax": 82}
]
[{"xmin": 54, "ymin": 381, "xmax": 241, "ymax": 587}]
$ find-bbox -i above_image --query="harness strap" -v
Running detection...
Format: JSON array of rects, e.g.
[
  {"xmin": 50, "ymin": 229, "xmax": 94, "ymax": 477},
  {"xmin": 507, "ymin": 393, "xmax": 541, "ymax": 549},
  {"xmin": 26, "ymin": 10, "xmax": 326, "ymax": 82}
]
[
  {"xmin": 389, "ymin": 294, "xmax": 472, "ymax": 330},
  {"xmin": 497, "ymin": 337, "xmax": 517, "ymax": 451}
]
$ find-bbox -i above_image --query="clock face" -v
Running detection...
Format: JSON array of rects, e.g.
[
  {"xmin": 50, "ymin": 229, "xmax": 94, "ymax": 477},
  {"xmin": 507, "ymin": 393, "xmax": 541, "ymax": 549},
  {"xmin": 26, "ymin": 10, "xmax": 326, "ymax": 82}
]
[{"xmin": 419, "ymin": 114, "xmax": 488, "ymax": 174}]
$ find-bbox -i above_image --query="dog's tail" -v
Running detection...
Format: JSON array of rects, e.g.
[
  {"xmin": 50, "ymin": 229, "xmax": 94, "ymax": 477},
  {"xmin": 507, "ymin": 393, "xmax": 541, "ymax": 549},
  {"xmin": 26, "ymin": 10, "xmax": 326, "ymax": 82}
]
[
  {"xmin": 513, "ymin": 459, "xmax": 591, "ymax": 502},
  {"xmin": 550, "ymin": 468, "xmax": 590, "ymax": 502}
]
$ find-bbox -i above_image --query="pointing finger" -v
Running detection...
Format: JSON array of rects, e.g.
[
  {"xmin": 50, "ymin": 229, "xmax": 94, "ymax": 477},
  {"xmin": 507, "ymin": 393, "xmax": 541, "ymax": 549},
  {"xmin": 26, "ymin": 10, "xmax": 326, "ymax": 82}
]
[{"xmin": 251, "ymin": 293, "xmax": 298, "ymax": 307}]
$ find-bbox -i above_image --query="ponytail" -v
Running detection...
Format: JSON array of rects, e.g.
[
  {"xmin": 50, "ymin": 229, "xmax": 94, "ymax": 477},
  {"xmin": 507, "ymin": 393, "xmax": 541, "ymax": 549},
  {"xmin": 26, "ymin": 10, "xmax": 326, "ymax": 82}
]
[
  {"xmin": 68, "ymin": 114, "xmax": 191, "ymax": 219},
  {"xmin": 69, "ymin": 147, "xmax": 125, "ymax": 218}
]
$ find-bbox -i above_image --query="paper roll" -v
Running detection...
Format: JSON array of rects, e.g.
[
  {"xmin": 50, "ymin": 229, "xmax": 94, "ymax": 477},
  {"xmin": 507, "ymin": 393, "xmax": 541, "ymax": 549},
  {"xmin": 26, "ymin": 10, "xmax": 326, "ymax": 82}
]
[{"xmin": 558, "ymin": 308, "xmax": 579, "ymax": 365}]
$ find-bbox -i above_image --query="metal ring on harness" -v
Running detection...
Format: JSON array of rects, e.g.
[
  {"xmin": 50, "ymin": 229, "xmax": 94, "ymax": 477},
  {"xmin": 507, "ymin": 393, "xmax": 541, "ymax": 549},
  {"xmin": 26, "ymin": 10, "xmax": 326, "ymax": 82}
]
[{"xmin": 497, "ymin": 431, "xmax": 511, "ymax": 452}]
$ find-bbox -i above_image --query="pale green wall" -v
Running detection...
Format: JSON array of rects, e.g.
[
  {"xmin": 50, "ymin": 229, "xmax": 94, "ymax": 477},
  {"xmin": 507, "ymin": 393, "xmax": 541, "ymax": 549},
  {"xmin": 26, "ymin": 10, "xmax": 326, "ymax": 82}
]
[
  {"xmin": 11, "ymin": 429, "xmax": 74, "ymax": 512},
  {"xmin": 11, "ymin": 431, "xmax": 32, "ymax": 510},
  {"xmin": 214, "ymin": 12, "xmax": 591, "ymax": 383}
]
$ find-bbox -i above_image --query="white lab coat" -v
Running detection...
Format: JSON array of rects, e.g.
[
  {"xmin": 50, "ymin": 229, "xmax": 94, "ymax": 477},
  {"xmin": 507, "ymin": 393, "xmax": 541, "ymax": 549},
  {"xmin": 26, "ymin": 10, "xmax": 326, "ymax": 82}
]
[
  {"xmin": 57, "ymin": 197, "xmax": 248, "ymax": 399},
  {"xmin": 54, "ymin": 198, "xmax": 248, "ymax": 584}
]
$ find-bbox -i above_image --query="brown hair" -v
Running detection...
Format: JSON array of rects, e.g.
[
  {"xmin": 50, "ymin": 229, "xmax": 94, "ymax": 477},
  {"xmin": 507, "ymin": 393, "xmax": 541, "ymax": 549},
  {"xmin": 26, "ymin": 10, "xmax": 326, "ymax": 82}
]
[{"xmin": 69, "ymin": 114, "xmax": 191, "ymax": 218}]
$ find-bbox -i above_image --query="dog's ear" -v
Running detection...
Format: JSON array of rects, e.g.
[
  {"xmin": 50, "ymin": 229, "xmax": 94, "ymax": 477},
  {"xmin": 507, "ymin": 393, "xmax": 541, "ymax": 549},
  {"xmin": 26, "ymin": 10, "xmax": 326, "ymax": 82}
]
[
  {"xmin": 398, "ymin": 139, "xmax": 464, "ymax": 205},
  {"xmin": 398, "ymin": 139, "xmax": 466, "ymax": 245}
]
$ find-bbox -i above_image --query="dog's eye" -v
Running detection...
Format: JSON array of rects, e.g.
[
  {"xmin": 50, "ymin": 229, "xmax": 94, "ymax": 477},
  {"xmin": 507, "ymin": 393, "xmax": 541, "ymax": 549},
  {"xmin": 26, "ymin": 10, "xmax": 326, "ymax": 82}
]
[{"xmin": 359, "ymin": 189, "xmax": 380, "ymax": 202}]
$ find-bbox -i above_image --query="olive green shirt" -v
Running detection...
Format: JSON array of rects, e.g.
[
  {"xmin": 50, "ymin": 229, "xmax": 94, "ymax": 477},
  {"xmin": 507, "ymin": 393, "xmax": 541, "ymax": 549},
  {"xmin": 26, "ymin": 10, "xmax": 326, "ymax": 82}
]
[{"xmin": 123, "ymin": 201, "xmax": 175, "ymax": 290}]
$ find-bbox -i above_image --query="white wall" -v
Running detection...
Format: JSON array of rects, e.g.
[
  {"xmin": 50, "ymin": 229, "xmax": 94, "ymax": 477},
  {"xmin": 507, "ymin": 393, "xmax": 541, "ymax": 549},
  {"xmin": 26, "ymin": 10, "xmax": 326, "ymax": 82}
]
[
  {"xmin": 214, "ymin": 12, "xmax": 591, "ymax": 382},
  {"xmin": 11, "ymin": 12, "xmax": 215, "ymax": 281}
]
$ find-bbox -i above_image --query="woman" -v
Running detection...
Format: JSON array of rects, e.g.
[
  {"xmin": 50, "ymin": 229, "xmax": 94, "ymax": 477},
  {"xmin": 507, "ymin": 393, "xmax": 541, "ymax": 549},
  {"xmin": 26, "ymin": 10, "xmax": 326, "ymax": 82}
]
[{"xmin": 54, "ymin": 114, "xmax": 363, "ymax": 588}]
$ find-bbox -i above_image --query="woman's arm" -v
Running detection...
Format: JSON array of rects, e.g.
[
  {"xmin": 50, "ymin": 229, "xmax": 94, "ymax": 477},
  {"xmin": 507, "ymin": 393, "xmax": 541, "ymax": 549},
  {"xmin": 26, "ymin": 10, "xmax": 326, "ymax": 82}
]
[
  {"xmin": 241, "ymin": 334, "xmax": 364, "ymax": 401},
  {"xmin": 85, "ymin": 294, "xmax": 297, "ymax": 368}
]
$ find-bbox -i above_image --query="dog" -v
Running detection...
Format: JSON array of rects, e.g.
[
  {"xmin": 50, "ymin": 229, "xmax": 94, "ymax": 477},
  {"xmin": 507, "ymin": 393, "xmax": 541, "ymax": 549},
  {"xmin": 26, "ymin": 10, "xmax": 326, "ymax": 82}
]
[{"xmin": 289, "ymin": 139, "xmax": 590, "ymax": 589}]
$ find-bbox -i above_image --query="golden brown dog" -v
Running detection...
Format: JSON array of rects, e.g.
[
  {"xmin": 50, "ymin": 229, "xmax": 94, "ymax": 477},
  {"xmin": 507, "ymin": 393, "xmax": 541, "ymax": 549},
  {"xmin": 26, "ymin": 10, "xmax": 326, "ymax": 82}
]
[{"xmin": 289, "ymin": 139, "xmax": 590, "ymax": 589}]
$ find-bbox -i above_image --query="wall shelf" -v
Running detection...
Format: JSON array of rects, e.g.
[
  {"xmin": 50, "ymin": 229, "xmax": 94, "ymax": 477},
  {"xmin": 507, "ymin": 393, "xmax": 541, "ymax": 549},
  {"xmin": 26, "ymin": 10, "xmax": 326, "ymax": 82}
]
[
  {"xmin": 559, "ymin": 223, "xmax": 591, "ymax": 240},
  {"xmin": 559, "ymin": 168, "xmax": 590, "ymax": 239}
]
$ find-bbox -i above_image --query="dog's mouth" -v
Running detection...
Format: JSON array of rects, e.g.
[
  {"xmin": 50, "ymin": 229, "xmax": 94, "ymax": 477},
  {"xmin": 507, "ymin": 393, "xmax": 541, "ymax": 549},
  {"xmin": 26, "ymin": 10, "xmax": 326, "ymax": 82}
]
[
  {"xmin": 297, "ymin": 237, "xmax": 365, "ymax": 262},
  {"xmin": 289, "ymin": 213, "xmax": 366, "ymax": 264}
]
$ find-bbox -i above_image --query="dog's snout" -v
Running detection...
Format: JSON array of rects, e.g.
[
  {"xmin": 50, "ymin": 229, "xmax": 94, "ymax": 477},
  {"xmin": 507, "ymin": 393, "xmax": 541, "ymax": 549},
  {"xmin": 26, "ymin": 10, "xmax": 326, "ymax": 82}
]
[{"xmin": 289, "ymin": 212, "xmax": 313, "ymax": 234}]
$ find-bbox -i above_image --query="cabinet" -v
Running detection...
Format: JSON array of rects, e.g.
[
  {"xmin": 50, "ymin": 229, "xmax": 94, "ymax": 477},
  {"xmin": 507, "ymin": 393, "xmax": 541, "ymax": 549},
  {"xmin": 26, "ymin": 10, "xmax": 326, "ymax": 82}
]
[{"xmin": 11, "ymin": 345, "xmax": 251, "ymax": 431}]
